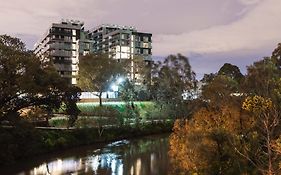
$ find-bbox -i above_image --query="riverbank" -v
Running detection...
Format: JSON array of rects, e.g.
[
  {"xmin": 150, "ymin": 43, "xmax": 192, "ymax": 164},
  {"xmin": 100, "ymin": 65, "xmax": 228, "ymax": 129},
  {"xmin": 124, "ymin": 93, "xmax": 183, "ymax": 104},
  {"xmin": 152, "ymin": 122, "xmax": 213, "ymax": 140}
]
[
  {"xmin": 1, "ymin": 133, "xmax": 171, "ymax": 175},
  {"xmin": 0, "ymin": 120, "xmax": 173, "ymax": 166}
]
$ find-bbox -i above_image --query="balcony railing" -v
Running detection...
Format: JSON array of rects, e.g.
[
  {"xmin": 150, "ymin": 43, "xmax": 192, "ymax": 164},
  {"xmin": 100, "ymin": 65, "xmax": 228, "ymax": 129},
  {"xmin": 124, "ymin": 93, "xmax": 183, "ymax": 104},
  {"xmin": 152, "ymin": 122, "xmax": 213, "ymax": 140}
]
[{"xmin": 50, "ymin": 50, "xmax": 72, "ymax": 57}]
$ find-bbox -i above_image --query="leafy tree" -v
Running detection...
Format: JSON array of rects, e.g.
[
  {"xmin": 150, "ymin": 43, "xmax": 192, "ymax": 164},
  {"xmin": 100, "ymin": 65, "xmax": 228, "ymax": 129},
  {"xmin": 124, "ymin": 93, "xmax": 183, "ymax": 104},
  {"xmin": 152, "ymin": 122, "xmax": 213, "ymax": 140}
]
[
  {"xmin": 240, "ymin": 96, "xmax": 281, "ymax": 175},
  {"xmin": 0, "ymin": 35, "xmax": 74, "ymax": 124},
  {"xmin": 120, "ymin": 56, "xmax": 152, "ymax": 101},
  {"xmin": 201, "ymin": 63, "xmax": 244, "ymax": 108},
  {"xmin": 218, "ymin": 63, "xmax": 244, "ymax": 83},
  {"xmin": 236, "ymin": 45, "xmax": 281, "ymax": 174},
  {"xmin": 243, "ymin": 57, "xmax": 281, "ymax": 99},
  {"xmin": 271, "ymin": 43, "xmax": 281, "ymax": 69},
  {"xmin": 169, "ymin": 45, "xmax": 281, "ymax": 175},
  {"xmin": 90, "ymin": 106, "xmax": 120, "ymax": 136},
  {"xmin": 119, "ymin": 79, "xmax": 141, "ymax": 125},
  {"xmin": 201, "ymin": 73, "xmax": 216, "ymax": 84},
  {"xmin": 119, "ymin": 79, "xmax": 137, "ymax": 105},
  {"xmin": 78, "ymin": 53, "xmax": 125, "ymax": 106},
  {"xmin": 63, "ymin": 86, "xmax": 81, "ymax": 128},
  {"xmin": 122, "ymin": 55, "xmax": 152, "ymax": 86},
  {"xmin": 169, "ymin": 104, "xmax": 253, "ymax": 175},
  {"xmin": 151, "ymin": 54, "xmax": 196, "ymax": 119}
]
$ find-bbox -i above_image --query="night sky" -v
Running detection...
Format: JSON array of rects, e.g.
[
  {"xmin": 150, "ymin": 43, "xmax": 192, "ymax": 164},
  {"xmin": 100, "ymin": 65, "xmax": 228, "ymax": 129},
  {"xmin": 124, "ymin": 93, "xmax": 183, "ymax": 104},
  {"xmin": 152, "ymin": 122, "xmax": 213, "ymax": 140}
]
[{"xmin": 1, "ymin": 0, "xmax": 280, "ymax": 78}]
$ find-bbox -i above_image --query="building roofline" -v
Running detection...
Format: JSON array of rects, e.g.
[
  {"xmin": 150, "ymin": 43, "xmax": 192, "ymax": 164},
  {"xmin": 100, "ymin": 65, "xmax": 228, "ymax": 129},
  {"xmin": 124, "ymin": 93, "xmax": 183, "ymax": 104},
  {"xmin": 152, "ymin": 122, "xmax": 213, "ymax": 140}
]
[
  {"xmin": 90, "ymin": 24, "xmax": 137, "ymax": 32},
  {"xmin": 34, "ymin": 19, "xmax": 84, "ymax": 50}
]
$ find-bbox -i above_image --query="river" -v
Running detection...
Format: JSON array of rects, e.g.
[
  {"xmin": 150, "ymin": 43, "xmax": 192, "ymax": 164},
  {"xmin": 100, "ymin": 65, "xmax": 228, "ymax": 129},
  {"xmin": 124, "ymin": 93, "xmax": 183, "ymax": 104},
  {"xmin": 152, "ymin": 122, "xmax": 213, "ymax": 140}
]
[{"xmin": 1, "ymin": 134, "xmax": 171, "ymax": 175}]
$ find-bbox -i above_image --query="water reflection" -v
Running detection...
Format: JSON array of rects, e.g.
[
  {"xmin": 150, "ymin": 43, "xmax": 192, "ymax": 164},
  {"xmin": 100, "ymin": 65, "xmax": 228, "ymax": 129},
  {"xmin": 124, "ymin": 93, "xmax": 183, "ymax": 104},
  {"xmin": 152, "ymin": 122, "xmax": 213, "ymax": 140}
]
[{"xmin": 3, "ymin": 134, "xmax": 170, "ymax": 175}]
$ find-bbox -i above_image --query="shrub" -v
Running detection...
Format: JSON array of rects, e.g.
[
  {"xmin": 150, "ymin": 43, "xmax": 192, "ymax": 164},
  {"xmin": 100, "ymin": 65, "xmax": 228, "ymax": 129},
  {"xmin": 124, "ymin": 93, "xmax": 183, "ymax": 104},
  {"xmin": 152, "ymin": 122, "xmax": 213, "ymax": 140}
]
[
  {"xmin": 75, "ymin": 117, "xmax": 97, "ymax": 128},
  {"xmin": 49, "ymin": 118, "xmax": 68, "ymax": 128},
  {"xmin": 92, "ymin": 106, "xmax": 120, "ymax": 118}
]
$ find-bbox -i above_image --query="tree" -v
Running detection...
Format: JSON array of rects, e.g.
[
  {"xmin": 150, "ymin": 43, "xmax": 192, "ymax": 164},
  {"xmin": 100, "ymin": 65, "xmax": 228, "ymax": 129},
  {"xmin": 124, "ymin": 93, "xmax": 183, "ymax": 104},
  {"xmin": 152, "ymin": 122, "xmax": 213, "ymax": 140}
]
[
  {"xmin": 151, "ymin": 54, "xmax": 196, "ymax": 119},
  {"xmin": 169, "ymin": 104, "xmax": 252, "ymax": 175},
  {"xmin": 129, "ymin": 56, "xmax": 152, "ymax": 86},
  {"xmin": 243, "ymin": 57, "xmax": 281, "ymax": 99},
  {"xmin": 169, "ymin": 47, "xmax": 281, "ymax": 174},
  {"xmin": 218, "ymin": 63, "xmax": 244, "ymax": 83},
  {"xmin": 271, "ymin": 43, "xmax": 281, "ymax": 69},
  {"xmin": 78, "ymin": 54, "xmax": 125, "ymax": 106},
  {"xmin": 201, "ymin": 75, "xmax": 241, "ymax": 106},
  {"xmin": 0, "ymin": 35, "xmax": 73, "ymax": 124},
  {"xmin": 234, "ymin": 45, "xmax": 281, "ymax": 174},
  {"xmin": 241, "ymin": 96, "xmax": 281, "ymax": 175},
  {"xmin": 63, "ymin": 86, "xmax": 81, "ymax": 128},
  {"xmin": 119, "ymin": 56, "xmax": 152, "ymax": 101},
  {"xmin": 200, "ymin": 63, "xmax": 244, "ymax": 108},
  {"xmin": 118, "ymin": 79, "xmax": 142, "ymax": 125}
]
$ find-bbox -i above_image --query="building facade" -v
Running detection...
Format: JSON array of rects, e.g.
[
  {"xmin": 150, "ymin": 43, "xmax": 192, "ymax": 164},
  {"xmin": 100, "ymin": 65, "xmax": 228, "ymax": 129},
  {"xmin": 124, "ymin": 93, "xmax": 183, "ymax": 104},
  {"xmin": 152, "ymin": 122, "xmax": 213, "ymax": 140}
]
[
  {"xmin": 34, "ymin": 21, "xmax": 152, "ymax": 85},
  {"xmin": 89, "ymin": 24, "xmax": 152, "ymax": 82},
  {"xmin": 34, "ymin": 19, "xmax": 92, "ymax": 85}
]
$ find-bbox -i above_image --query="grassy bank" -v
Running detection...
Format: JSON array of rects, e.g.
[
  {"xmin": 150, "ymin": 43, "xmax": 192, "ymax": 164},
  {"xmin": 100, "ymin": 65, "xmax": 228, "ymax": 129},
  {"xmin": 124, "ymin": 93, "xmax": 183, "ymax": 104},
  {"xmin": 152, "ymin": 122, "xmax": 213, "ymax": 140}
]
[
  {"xmin": 0, "ymin": 120, "xmax": 173, "ymax": 166},
  {"xmin": 77, "ymin": 101, "xmax": 154, "ymax": 117}
]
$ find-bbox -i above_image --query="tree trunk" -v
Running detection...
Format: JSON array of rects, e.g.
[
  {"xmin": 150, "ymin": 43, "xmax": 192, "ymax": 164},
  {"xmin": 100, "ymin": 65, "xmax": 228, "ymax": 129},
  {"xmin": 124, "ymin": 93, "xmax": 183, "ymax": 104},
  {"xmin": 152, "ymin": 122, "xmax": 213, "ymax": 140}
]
[
  {"xmin": 99, "ymin": 92, "xmax": 102, "ymax": 106},
  {"xmin": 266, "ymin": 126, "xmax": 273, "ymax": 175}
]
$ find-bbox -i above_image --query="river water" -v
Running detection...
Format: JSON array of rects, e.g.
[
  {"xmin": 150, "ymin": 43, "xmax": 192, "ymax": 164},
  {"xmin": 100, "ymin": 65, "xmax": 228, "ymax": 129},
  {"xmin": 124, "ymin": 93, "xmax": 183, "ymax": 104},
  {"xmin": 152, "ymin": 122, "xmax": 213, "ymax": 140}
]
[{"xmin": 1, "ymin": 134, "xmax": 171, "ymax": 175}]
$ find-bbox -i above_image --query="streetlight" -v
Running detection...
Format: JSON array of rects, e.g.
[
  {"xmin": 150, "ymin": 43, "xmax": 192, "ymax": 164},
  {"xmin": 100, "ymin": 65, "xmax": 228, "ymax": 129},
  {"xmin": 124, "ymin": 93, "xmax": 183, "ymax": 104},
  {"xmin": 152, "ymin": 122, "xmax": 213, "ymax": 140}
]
[
  {"xmin": 111, "ymin": 77, "xmax": 124, "ymax": 98},
  {"xmin": 117, "ymin": 77, "xmax": 124, "ymax": 84}
]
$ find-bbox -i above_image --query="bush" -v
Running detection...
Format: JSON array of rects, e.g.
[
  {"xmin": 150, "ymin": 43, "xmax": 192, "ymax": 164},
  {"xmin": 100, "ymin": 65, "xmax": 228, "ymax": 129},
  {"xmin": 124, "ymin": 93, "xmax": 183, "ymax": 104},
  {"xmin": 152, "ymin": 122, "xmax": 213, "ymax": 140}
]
[
  {"xmin": 0, "ymin": 122, "xmax": 44, "ymax": 165},
  {"xmin": 49, "ymin": 118, "xmax": 68, "ymax": 128},
  {"xmin": 92, "ymin": 106, "xmax": 120, "ymax": 118},
  {"xmin": 75, "ymin": 117, "xmax": 97, "ymax": 128}
]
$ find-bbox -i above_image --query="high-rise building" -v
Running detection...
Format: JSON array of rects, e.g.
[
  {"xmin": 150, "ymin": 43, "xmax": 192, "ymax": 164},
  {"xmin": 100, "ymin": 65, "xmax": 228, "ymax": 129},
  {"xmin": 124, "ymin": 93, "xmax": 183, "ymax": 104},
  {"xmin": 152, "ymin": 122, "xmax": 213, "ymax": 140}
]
[
  {"xmin": 89, "ymin": 24, "xmax": 152, "ymax": 82},
  {"xmin": 34, "ymin": 19, "xmax": 92, "ymax": 85},
  {"xmin": 34, "ymin": 21, "xmax": 152, "ymax": 85}
]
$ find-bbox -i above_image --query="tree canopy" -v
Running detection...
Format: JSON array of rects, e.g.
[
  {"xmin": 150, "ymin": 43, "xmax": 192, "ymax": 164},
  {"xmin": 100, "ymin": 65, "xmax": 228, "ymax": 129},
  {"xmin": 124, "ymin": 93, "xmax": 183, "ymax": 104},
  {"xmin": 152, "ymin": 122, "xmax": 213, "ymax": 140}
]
[
  {"xmin": 151, "ymin": 54, "xmax": 197, "ymax": 118},
  {"xmin": 0, "ymin": 35, "xmax": 80, "ymax": 124},
  {"xmin": 78, "ymin": 53, "xmax": 125, "ymax": 106},
  {"xmin": 169, "ymin": 44, "xmax": 281, "ymax": 175}
]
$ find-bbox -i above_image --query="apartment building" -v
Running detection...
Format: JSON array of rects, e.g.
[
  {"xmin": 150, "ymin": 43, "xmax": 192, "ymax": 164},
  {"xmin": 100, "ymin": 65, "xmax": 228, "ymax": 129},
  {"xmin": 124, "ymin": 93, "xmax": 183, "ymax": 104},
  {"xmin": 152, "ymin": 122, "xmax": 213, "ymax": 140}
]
[
  {"xmin": 34, "ymin": 19, "xmax": 92, "ymax": 85},
  {"xmin": 89, "ymin": 24, "xmax": 152, "ymax": 82},
  {"xmin": 34, "ymin": 21, "xmax": 152, "ymax": 85}
]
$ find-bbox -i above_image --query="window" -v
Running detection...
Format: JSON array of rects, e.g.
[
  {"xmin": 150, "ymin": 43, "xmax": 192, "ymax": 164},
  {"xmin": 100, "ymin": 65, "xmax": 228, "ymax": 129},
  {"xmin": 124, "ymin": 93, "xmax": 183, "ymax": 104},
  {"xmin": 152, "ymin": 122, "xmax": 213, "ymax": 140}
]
[
  {"xmin": 143, "ymin": 49, "xmax": 149, "ymax": 54},
  {"xmin": 135, "ymin": 48, "xmax": 140, "ymax": 54},
  {"xmin": 135, "ymin": 42, "xmax": 140, "ymax": 47},
  {"xmin": 143, "ymin": 42, "xmax": 149, "ymax": 48},
  {"xmin": 72, "ymin": 30, "xmax": 76, "ymax": 36},
  {"xmin": 135, "ymin": 36, "xmax": 140, "ymax": 41},
  {"xmin": 143, "ymin": 36, "xmax": 149, "ymax": 42}
]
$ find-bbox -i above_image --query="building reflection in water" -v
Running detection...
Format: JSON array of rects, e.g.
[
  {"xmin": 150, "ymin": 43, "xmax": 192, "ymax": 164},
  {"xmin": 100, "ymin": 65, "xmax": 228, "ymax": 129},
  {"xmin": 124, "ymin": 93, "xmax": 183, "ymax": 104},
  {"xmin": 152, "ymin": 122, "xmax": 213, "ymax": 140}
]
[{"xmin": 16, "ymin": 135, "xmax": 169, "ymax": 175}]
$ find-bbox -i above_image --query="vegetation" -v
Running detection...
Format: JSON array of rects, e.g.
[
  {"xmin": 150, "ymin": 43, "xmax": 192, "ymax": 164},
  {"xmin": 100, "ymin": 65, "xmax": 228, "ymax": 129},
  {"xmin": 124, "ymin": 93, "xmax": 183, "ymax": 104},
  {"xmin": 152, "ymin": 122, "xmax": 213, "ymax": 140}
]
[
  {"xmin": 4, "ymin": 34, "xmax": 281, "ymax": 175},
  {"xmin": 0, "ymin": 35, "xmax": 80, "ymax": 125},
  {"xmin": 78, "ymin": 53, "xmax": 125, "ymax": 106},
  {"xmin": 169, "ymin": 44, "xmax": 281, "ymax": 175},
  {"xmin": 151, "ymin": 54, "xmax": 197, "ymax": 119},
  {"xmin": 0, "ymin": 121, "xmax": 173, "ymax": 166}
]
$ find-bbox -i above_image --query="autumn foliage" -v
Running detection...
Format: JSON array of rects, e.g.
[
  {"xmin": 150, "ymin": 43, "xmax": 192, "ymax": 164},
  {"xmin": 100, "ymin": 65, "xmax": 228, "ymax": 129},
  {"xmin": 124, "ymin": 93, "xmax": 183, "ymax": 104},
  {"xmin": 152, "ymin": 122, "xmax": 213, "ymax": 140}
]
[{"xmin": 169, "ymin": 44, "xmax": 281, "ymax": 175}]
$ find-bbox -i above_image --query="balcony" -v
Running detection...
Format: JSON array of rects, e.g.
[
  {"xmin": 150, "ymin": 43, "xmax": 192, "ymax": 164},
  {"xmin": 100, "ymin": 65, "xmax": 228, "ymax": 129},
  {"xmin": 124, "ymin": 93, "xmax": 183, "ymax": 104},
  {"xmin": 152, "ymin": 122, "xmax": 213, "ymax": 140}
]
[
  {"xmin": 49, "ymin": 43, "xmax": 73, "ymax": 50},
  {"xmin": 50, "ymin": 50, "xmax": 72, "ymax": 57},
  {"xmin": 50, "ymin": 30, "xmax": 72, "ymax": 36}
]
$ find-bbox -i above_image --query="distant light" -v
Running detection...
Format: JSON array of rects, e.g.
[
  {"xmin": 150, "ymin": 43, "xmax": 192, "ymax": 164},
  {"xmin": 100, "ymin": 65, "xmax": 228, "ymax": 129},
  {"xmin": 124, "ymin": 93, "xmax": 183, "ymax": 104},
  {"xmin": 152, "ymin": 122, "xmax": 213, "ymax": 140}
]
[
  {"xmin": 111, "ymin": 84, "xmax": 118, "ymax": 91},
  {"xmin": 117, "ymin": 77, "xmax": 124, "ymax": 84}
]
